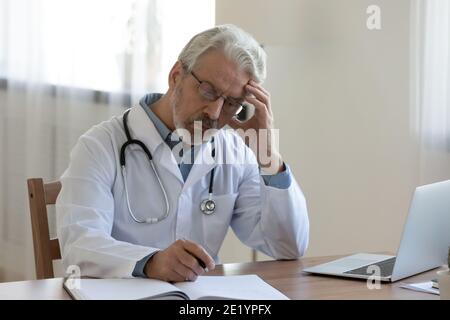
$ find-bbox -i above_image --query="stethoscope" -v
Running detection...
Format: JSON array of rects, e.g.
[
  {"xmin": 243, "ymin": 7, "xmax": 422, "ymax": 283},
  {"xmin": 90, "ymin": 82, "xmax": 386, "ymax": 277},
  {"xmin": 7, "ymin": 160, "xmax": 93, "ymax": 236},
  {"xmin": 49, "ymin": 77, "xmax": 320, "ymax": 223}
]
[{"xmin": 120, "ymin": 109, "xmax": 216, "ymax": 224}]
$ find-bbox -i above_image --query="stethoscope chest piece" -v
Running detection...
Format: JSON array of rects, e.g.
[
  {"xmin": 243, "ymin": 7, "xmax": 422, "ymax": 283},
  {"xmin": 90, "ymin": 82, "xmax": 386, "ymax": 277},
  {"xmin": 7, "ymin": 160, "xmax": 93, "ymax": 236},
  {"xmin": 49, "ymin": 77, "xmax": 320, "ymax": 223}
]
[{"xmin": 200, "ymin": 198, "xmax": 216, "ymax": 215}]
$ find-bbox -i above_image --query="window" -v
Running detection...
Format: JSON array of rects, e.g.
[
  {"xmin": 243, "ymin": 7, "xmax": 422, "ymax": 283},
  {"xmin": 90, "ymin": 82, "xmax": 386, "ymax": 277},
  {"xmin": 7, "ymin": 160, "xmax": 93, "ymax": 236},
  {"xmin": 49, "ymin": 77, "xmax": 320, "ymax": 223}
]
[{"xmin": 0, "ymin": 0, "xmax": 215, "ymax": 94}]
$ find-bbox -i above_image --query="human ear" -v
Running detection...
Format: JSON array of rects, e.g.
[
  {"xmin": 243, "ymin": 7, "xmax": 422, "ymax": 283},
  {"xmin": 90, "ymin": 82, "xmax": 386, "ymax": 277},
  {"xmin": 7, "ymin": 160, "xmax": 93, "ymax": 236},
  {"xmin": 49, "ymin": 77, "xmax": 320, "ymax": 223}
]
[{"xmin": 168, "ymin": 61, "xmax": 184, "ymax": 89}]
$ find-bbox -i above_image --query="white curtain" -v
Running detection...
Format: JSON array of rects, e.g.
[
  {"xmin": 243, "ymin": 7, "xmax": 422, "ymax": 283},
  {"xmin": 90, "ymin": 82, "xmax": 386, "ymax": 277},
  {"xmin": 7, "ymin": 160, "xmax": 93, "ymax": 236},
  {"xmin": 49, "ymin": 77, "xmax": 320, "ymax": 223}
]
[
  {"xmin": 410, "ymin": 0, "xmax": 450, "ymax": 187},
  {"xmin": 0, "ymin": 0, "xmax": 214, "ymax": 281},
  {"xmin": 411, "ymin": 0, "xmax": 450, "ymax": 150}
]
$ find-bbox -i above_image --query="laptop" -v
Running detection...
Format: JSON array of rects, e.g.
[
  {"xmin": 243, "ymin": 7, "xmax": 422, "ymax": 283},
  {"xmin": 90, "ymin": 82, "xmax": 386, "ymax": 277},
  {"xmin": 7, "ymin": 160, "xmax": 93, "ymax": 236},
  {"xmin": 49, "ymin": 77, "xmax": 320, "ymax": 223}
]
[{"xmin": 303, "ymin": 179, "xmax": 450, "ymax": 282}]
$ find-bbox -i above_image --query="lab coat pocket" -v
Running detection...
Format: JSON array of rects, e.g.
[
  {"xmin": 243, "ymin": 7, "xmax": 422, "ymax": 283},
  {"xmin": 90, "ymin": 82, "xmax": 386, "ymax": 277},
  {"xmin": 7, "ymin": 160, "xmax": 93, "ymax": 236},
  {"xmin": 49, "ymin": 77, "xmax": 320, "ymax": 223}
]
[{"xmin": 201, "ymin": 192, "xmax": 238, "ymax": 257}]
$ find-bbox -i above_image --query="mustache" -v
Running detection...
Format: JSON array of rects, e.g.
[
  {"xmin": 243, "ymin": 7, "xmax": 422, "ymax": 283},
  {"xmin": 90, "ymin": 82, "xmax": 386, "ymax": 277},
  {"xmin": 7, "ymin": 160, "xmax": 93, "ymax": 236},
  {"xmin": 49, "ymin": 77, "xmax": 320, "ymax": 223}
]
[{"xmin": 189, "ymin": 115, "xmax": 218, "ymax": 130}]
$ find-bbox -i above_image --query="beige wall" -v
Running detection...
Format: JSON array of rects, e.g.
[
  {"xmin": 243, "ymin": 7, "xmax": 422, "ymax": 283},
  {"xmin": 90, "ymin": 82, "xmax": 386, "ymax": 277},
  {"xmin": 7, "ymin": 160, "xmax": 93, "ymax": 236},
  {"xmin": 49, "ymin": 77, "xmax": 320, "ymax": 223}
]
[{"xmin": 216, "ymin": 0, "xmax": 450, "ymax": 263}]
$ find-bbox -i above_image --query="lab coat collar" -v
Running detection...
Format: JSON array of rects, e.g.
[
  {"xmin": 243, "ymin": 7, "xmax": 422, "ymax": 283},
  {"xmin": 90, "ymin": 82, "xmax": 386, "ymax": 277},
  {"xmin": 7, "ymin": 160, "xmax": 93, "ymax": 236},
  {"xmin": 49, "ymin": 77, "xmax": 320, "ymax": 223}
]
[
  {"xmin": 128, "ymin": 104, "xmax": 165, "ymax": 155},
  {"xmin": 127, "ymin": 105, "xmax": 184, "ymax": 184},
  {"xmin": 182, "ymin": 139, "xmax": 218, "ymax": 191}
]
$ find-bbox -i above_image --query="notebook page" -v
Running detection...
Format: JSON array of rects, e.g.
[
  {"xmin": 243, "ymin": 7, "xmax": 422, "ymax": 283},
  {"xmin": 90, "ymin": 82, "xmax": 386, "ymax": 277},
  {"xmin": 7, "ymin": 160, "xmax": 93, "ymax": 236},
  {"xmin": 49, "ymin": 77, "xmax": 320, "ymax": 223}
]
[
  {"xmin": 67, "ymin": 278, "xmax": 188, "ymax": 300},
  {"xmin": 174, "ymin": 275, "xmax": 289, "ymax": 300}
]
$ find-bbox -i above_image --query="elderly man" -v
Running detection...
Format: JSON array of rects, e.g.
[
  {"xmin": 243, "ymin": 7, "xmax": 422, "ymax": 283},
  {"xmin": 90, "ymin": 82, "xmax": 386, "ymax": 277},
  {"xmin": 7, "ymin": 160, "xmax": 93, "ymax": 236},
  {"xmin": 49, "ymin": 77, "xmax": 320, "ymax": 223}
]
[{"xmin": 56, "ymin": 24, "xmax": 309, "ymax": 282}]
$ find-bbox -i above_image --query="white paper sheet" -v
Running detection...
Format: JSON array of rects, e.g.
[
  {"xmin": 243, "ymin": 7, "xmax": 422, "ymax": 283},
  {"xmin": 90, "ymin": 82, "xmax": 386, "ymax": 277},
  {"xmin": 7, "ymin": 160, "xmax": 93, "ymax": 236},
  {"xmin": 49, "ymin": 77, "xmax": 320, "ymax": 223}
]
[{"xmin": 400, "ymin": 281, "xmax": 439, "ymax": 295}]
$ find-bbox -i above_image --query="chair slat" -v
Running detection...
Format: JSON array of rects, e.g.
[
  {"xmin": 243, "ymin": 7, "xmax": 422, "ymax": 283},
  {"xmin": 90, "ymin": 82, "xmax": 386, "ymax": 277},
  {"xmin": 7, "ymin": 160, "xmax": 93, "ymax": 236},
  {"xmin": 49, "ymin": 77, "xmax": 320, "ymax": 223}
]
[
  {"xmin": 27, "ymin": 178, "xmax": 62, "ymax": 279},
  {"xmin": 44, "ymin": 181, "xmax": 62, "ymax": 204}
]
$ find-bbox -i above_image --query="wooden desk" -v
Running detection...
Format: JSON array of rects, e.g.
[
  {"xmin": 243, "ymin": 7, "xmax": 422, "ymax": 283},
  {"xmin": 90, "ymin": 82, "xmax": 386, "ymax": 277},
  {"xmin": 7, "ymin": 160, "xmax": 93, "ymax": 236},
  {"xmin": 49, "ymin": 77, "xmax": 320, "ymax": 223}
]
[{"xmin": 0, "ymin": 254, "xmax": 443, "ymax": 300}]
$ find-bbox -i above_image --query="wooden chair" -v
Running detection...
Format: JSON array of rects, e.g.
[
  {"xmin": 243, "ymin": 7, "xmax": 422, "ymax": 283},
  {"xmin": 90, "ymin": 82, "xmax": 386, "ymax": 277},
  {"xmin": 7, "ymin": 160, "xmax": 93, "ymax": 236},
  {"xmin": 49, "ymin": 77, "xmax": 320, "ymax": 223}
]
[{"xmin": 27, "ymin": 178, "xmax": 62, "ymax": 279}]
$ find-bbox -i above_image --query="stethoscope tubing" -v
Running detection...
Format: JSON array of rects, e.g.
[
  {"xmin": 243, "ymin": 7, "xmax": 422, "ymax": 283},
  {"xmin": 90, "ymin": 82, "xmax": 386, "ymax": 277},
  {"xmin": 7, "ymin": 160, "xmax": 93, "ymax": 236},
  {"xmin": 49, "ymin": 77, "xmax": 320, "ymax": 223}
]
[{"xmin": 120, "ymin": 109, "xmax": 216, "ymax": 223}]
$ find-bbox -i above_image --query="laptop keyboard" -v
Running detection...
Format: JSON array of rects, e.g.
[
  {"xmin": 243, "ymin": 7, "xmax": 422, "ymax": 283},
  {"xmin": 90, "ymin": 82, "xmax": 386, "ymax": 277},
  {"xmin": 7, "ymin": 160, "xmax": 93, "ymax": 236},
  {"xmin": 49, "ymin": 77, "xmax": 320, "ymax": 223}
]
[{"xmin": 343, "ymin": 257, "xmax": 396, "ymax": 278}]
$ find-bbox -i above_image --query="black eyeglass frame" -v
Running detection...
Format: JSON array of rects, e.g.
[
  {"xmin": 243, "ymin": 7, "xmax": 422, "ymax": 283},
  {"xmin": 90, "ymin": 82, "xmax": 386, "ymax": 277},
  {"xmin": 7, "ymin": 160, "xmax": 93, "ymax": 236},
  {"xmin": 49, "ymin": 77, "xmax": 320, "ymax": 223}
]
[{"xmin": 189, "ymin": 71, "xmax": 245, "ymax": 117}]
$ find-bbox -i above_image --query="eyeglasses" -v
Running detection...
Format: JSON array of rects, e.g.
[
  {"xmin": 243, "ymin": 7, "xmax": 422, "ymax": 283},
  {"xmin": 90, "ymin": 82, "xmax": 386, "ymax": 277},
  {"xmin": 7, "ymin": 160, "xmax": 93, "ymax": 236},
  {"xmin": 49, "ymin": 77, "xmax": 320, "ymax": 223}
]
[{"xmin": 190, "ymin": 71, "xmax": 244, "ymax": 117}]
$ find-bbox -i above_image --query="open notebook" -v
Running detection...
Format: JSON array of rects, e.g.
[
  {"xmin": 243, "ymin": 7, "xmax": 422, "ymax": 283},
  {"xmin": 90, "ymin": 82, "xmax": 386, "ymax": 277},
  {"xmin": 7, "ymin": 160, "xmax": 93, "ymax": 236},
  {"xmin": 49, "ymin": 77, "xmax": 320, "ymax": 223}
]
[{"xmin": 63, "ymin": 275, "xmax": 289, "ymax": 300}]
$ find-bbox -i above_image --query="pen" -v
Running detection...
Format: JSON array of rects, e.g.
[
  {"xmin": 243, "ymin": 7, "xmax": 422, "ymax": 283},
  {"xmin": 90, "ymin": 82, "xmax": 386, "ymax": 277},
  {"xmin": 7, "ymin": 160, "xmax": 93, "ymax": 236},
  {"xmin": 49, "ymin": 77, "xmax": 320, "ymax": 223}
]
[{"xmin": 195, "ymin": 256, "xmax": 208, "ymax": 272}]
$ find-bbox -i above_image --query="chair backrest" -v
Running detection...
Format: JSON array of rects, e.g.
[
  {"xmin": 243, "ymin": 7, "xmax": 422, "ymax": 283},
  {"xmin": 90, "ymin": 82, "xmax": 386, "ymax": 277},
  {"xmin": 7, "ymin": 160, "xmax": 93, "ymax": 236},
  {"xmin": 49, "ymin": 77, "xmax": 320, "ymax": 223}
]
[{"xmin": 27, "ymin": 178, "xmax": 62, "ymax": 279}]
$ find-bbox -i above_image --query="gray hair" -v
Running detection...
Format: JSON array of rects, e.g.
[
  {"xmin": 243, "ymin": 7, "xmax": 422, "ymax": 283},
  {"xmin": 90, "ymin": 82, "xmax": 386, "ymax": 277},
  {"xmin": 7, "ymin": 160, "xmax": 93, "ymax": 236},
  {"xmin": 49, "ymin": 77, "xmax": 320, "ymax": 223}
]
[{"xmin": 178, "ymin": 24, "xmax": 267, "ymax": 83}]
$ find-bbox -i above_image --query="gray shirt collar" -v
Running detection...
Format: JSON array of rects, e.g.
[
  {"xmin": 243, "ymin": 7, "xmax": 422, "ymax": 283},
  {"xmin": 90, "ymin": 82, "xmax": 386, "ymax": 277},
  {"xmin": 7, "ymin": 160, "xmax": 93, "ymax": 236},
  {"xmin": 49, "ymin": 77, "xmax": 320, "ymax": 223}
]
[{"xmin": 139, "ymin": 93, "xmax": 173, "ymax": 142}]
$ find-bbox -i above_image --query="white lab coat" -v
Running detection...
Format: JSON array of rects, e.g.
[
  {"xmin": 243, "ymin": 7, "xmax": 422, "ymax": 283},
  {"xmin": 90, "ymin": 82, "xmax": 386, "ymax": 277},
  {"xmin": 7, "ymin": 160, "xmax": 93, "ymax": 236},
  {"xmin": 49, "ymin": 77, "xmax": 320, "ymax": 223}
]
[{"xmin": 56, "ymin": 105, "xmax": 309, "ymax": 278}]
